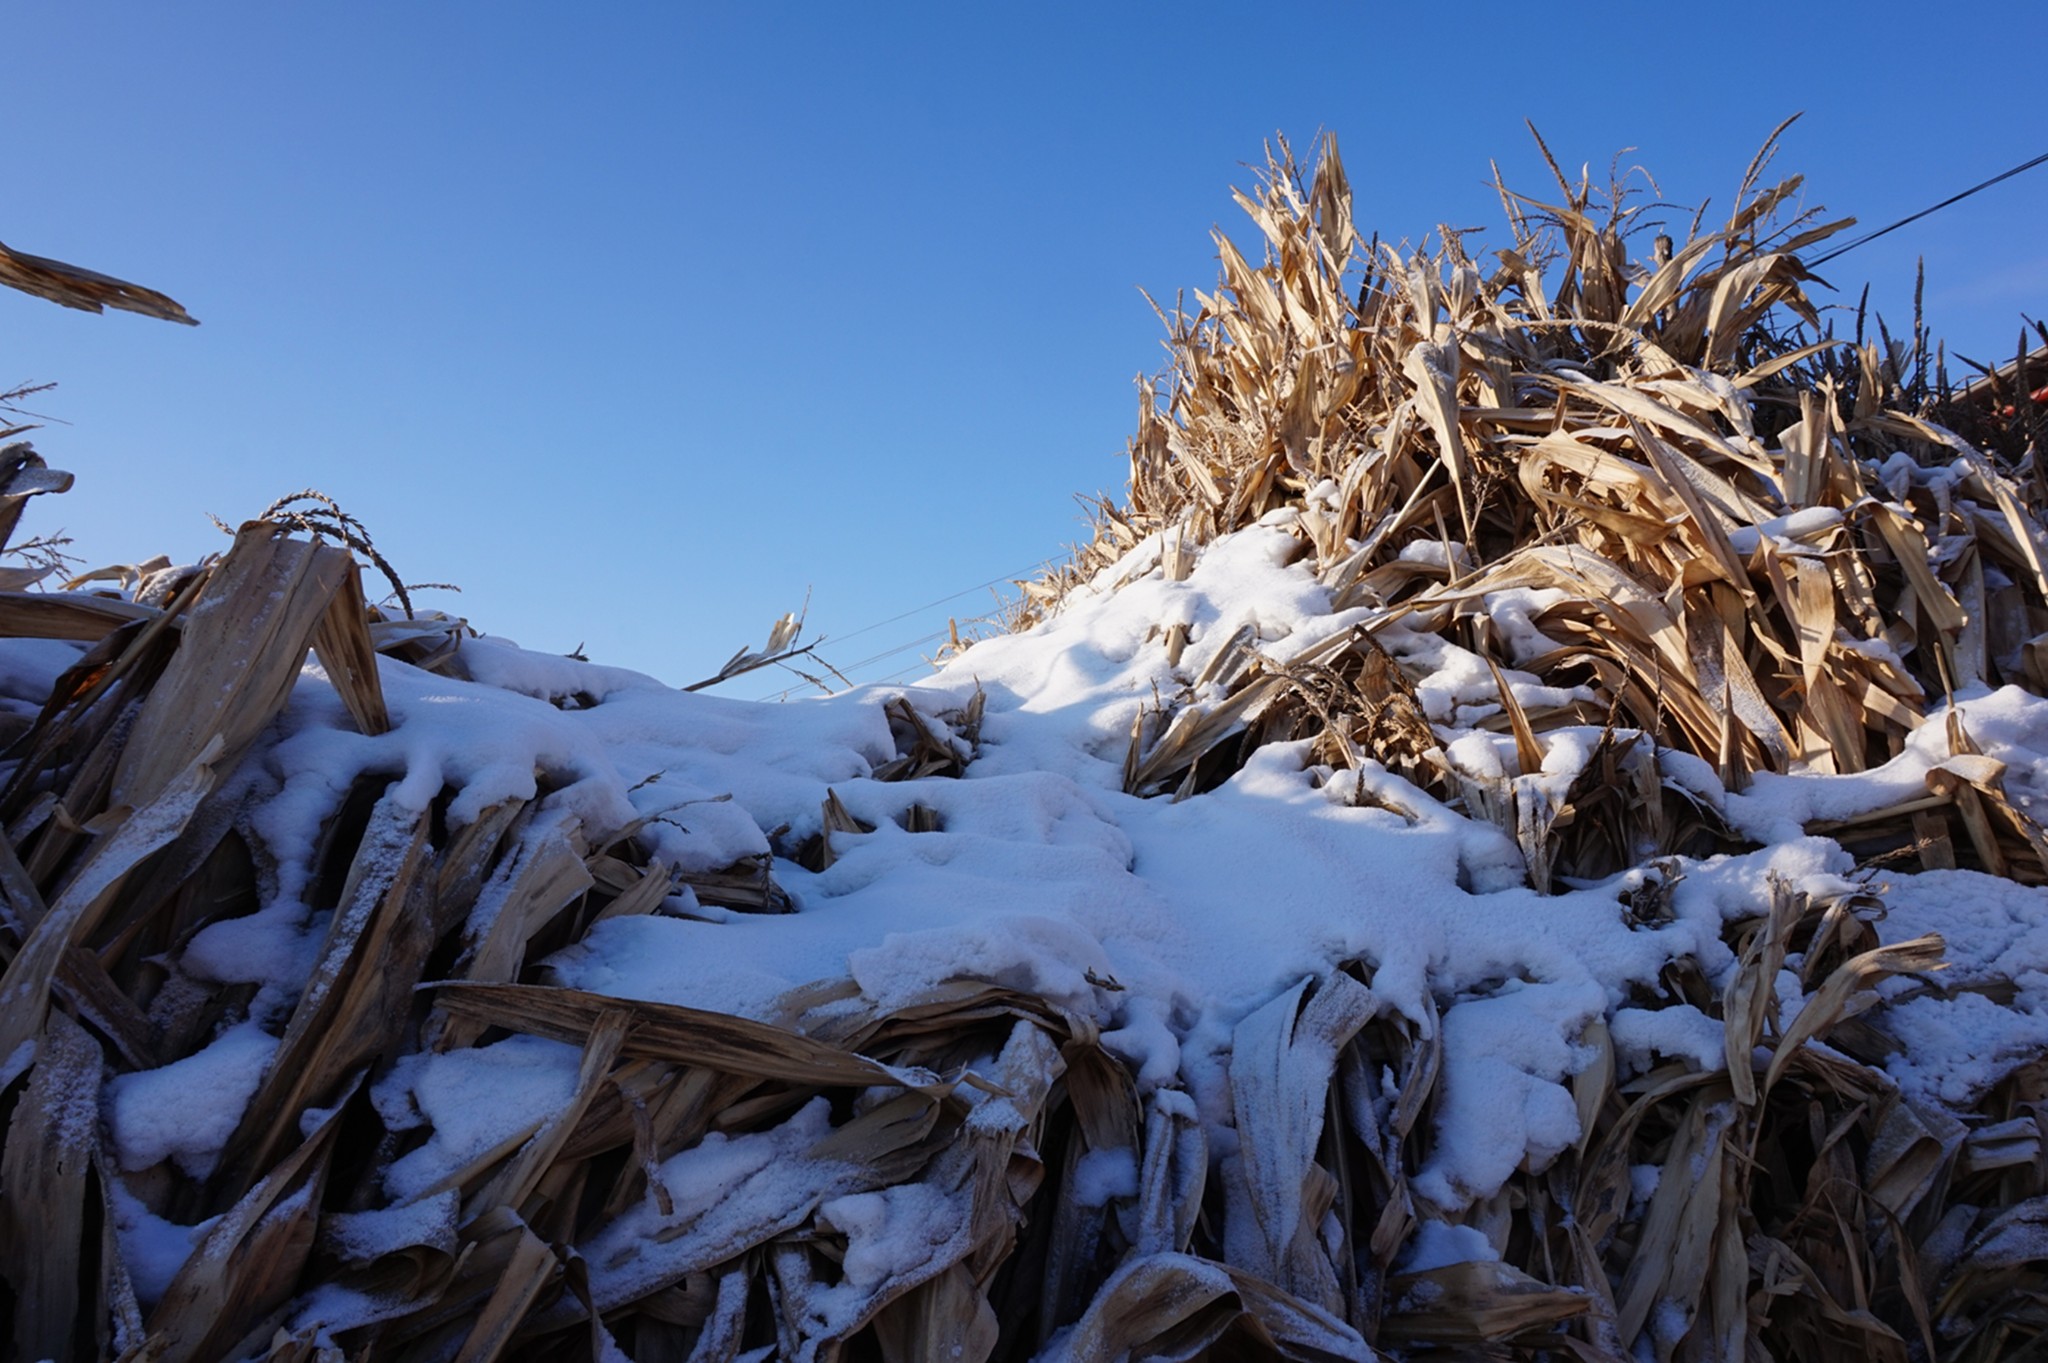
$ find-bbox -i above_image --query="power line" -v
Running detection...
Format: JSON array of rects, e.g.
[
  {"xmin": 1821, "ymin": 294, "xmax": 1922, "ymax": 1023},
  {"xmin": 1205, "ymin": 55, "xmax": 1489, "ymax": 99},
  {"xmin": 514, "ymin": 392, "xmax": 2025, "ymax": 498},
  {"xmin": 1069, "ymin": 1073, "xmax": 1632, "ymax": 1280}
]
[
  {"xmin": 843, "ymin": 628, "xmax": 952, "ymax": 674},
  {"xmin": 868, "ymin": 659, "xmax": 942, "ymax": 687},
  {"xmin": 734, "ymin": 563, "xmax": 1043, "ymax": 703},
  {"xmin": 758, "ymin": 615, "xmax": 996, "ymax": 702},
  {"xmin": 859, "ymin": 649, "xmax": 967, "ymax": 690},
  {"xmin": 1809, "ymin": 149, "xmax": 2048, "ymax": 268},
  {"xmin": 761, "ymin": 658, "xmax": 924, "ymax": 704},
  {"xmin": 821, "ymin": 566, "xmax": 1041, "ymax": 649}
]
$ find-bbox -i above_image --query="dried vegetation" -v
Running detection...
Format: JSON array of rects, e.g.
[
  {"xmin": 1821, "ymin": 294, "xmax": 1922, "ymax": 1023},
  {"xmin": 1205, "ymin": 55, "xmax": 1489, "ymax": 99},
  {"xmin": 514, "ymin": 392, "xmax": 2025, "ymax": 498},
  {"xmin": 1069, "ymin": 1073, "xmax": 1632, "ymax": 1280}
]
[
  {"xmin": 1034, "ymin": 127, "xmax": 2048, "ymax": 889},
  {"xmin": 3, "ymin": 127, "xmax": 2048, "ymax": 1361}
]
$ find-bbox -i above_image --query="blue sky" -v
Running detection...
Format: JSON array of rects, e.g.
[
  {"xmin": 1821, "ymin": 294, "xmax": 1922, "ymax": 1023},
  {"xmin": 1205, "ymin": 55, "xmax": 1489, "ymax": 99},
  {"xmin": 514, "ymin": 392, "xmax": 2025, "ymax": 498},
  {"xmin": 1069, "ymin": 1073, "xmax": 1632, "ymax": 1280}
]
[{"xmin": 9, "ymin": 4, "xmax": 2046, "ymax": 697}]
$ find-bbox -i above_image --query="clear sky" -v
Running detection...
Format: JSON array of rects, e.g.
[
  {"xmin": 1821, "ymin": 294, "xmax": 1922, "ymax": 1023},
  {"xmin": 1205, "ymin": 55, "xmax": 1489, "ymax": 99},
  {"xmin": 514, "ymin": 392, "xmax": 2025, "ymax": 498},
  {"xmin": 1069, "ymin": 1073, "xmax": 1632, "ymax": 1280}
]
[{"xmin": 9, "ymin": 3, "xmax": 2047, "ymax": 698}]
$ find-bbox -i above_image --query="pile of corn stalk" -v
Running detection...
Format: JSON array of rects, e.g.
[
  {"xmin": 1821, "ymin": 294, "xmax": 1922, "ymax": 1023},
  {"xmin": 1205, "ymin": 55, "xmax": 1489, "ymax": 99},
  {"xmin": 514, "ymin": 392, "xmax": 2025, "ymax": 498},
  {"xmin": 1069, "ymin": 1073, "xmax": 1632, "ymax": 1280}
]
[{"xmin": 0, "ymin": 127, "xmax": 2045, "ymax": 1362}]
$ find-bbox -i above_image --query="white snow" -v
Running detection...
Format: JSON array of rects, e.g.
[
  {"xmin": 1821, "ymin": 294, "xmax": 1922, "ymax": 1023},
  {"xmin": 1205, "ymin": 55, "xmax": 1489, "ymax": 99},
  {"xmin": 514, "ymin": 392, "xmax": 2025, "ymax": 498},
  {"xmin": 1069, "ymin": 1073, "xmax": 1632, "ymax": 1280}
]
[
  {"xmin": 1072, "ymin": 1147, "xmax": 1141, "ymax": 1207},
  {"xmin": 106, "ymin": 1180, "xmax": 219, "ymax": 1308},
  {"xmin": 1865, "ymin": 868, "xmax": 2048, "ymax": 1107},
  {"xmin": 1398, "ymin": 1220, "xmax": 1499, "ymax": 1273},
  {"xmin": 39, "ymin": 500, "xmax": 2048, "ymax": 1338},
  {"xmin": 104, "ymin": 1018, "xmax": 278, "ymax": 1177},
  {"xmin": 0, "ymin": 636, "xmax": 83, "ymax": 711},
  {"xmin": 378, "ymin": 1034, "xmax": 584, "ymax": 1201},
  {"xmin": 1610, "ymin": 1003, "xmax": 1727, "ymax": 1075},
  {"xmin": 1726, "ymin": 686, "xmax": 2048, "ymax": 842}
]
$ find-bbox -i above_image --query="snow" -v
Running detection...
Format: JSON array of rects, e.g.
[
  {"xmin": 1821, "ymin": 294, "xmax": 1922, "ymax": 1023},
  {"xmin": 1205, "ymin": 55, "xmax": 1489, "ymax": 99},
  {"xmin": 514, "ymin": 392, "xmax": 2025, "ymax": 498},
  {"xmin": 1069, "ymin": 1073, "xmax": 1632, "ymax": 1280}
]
[
  {"xmin": 36, "ymin": 501, "xmax": 2048, "ymax": 1346},
  {"xmin": 1629, "ymin": 1163, "xmax": 1661, "ymax": 1208},
  {"xmin": 1609, "ymin": 1003, "xmax": 1727, "ymax": 1075},
  {"xmin": 321, "ymin": 1191, "xmax": 460, "ymax": 1264},
  {"xmin": 1072, "ymin": 1147, "xmax": 1141, "ymax": 1207},
  {"xmin": 1859, "ymin": 868, "xmax": 2048, "ymax": 1107},
  {"xmin": 104, "ymin": 1018, "xmax": 277, "ymax": 1177},
  {"xmin": 1413, "ymin": 980, "xmax": 1602, "ymax": 1207},
  {"xmin": 1398, "ymin": 1220, "xmax": 1498, "ymax": 1273},
  {"xmin": 803, "ymin": 1175, "xmax": 975, "ymax": 1340},
  {"xmin": 182, "ymin": 898, "xmax": 327, "ymax": 990},
  {"xmin": 1723, "ymin": 506, "xmax": 1844, "ymax": 555},
  {"xmin": 1726, "ymin": 686, "xmax": 2048, "ymax": 841},
  {"xmin": 0, "ymin": 636, "xmax": 82, "ymax": 711},
  {"xmin": 577, "ymin": 1098, "xmax": 872, "ymax": 1311},
  {"xmin": 377, "ymin": 1035, "xmax": 584, "ymax": 1201},
  {"xmin": 106, "ymin": 1180, "xmax": 220, "ymax": 1308}
]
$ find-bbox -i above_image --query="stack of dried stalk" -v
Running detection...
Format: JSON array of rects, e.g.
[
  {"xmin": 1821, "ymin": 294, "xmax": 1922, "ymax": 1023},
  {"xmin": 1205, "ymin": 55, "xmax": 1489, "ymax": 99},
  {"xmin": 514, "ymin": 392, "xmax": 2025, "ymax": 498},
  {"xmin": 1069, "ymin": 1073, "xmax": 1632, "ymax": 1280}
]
[
  {"xmin": 1005, "ymin": 124, "xmax": 2048, "ymax": 1357},
  {"xmin": 1, "ymin": 125, "xmax": 2046, "ymax": 1363},
  {"xmin": 1032, "ymin": 125, "xmax": 2048, "ymax": 892}
]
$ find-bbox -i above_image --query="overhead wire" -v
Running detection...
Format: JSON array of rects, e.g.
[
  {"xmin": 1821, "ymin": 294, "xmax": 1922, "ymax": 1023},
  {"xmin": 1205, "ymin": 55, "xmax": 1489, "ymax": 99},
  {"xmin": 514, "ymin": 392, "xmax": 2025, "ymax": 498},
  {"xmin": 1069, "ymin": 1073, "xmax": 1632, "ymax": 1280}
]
[
  {"xmin": 842, "ymin": 628, "xmax": 953, "ymax": 674},
  {"xmin": 817, "ymin": 566, "xmax": 1041, "ymax": 649},
  {"xmin": 1807, "ymin": 149, "xmax": 2048, "ymax": 268},
  {"xmin": 755, "ymin": 571, "xmax": 1036, "ymax": 702},
  {"xmin": 866, "ymin": 659, "xmax": 944, "ymax": 688},
  {"xmin": 758, "ymin": 634, "xmax": 949, "ymax": 702}
]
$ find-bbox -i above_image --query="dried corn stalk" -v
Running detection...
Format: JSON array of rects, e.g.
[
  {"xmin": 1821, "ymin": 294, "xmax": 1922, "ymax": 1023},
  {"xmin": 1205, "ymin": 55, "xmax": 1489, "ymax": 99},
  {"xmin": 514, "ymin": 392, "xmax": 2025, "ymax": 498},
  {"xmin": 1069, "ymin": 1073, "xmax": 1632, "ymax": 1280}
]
[
  {"xmin": 1026, "ymin": 130, "xmax": 2048, "ymax": 894},
  {"xmin": 5, "ymin": 126, "xmax": 2048, "ymax": 1363}
]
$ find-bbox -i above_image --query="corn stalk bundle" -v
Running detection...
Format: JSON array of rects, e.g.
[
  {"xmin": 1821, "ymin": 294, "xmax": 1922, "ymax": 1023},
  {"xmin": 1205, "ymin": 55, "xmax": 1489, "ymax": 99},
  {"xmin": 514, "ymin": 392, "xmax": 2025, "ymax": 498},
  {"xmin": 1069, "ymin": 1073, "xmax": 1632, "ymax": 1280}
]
[{"xmin": 1029, "ymin": 128, "xmax": 2048, "ymax": 888}]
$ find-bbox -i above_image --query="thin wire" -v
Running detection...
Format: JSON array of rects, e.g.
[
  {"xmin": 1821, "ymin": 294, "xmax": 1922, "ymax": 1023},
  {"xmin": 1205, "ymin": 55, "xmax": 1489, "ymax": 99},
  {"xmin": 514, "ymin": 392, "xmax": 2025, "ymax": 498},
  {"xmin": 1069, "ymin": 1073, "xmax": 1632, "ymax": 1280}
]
[
  {"xmin": 820, "ymin": 566, "xmax": 1040, "ymax": 649},
  {"xmin": 1808, "ymin": 149, "xmax": 2048, "ymax": 267},
  {"xmin": 867, "ymin": 658, "xmax": 943, "ymax": 687},
  {"xmin": 842, "ymin": 628, "xmax": 951, "ymax": 674},
  {"xmin": 756, "ymin": 628, "xmax": 952, "ymax": 702},
  {"xmin": 761, "ymin": 653, "xmax": 932, "ymax": 704},
  {"xmin": 741, "ymin": 565, "xmax": 1041, "ymax": 703},
  {"xmin": 762, "ymin": 612, "xmax": 1005, "ymax": 702}
]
